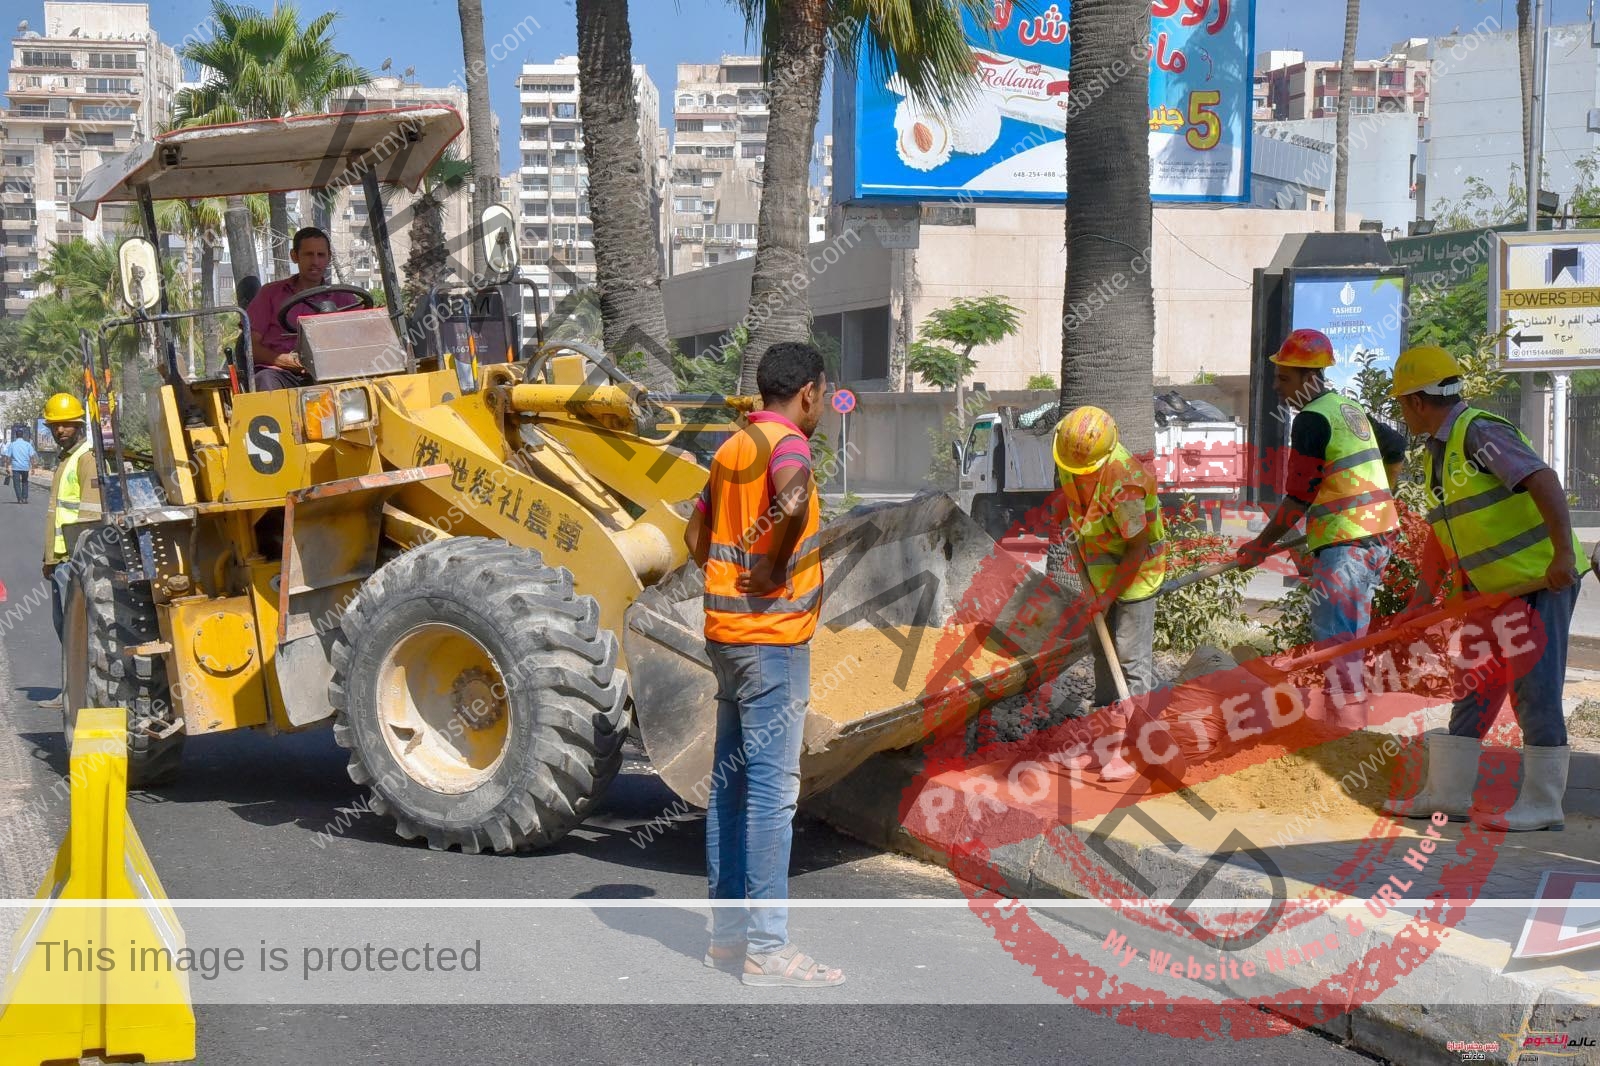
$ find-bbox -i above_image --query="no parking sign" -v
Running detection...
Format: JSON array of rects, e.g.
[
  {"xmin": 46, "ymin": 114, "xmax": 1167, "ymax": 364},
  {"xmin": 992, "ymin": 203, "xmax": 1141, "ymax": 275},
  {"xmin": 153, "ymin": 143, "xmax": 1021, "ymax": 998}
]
[{"xmin": 831, "ymin": 389, "xmax": 856, "ymax": 415}]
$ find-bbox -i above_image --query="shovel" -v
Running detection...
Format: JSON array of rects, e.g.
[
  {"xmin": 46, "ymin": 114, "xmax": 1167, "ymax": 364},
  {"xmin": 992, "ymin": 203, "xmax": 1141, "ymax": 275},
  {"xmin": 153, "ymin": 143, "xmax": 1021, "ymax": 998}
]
[{"xmin": 1157, "ymin": 533, "xmax": 1309, "ymax": 597}]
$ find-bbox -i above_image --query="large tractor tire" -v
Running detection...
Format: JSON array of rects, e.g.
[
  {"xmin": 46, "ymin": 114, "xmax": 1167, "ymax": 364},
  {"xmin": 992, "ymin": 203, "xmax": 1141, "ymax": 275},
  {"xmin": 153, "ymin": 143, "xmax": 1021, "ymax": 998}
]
[
  {"xmin": 60, "ymin": 526, "xmax": 184, "ymax": 787},
  {"xmin": 328, "ymin": 538, "xmax": 629, "ymax": 853}
]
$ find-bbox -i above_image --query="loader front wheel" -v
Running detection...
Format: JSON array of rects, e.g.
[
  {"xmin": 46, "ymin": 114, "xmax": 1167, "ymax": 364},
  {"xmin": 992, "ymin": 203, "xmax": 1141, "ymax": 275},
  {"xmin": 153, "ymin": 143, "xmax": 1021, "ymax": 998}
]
[
  {"xmin": 61, "ymin": 525, "xmax": 184, "ymax": 787},
  {"xmin": 329, "ymin": 538, "xmax": 628, "ymax": 854}
]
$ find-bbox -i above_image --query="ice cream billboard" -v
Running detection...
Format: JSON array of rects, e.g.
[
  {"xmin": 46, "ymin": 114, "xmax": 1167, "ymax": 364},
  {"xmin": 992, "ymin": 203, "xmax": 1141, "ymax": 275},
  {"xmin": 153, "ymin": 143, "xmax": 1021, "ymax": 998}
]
[
  {"xmin": 832, "ymin": 0, "xmax": 1255, "ymax": 204},
  {"xmin": 1288, "ymin": 273, "xmax": 1408, "ymax": 395}
]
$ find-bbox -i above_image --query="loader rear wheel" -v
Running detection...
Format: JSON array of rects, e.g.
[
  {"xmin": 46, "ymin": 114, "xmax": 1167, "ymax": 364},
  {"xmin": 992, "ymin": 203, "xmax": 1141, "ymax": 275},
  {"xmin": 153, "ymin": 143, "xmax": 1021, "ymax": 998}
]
[
  {"xmin": 328, "ymin": 537, "xmax": 628, "ymax": 853},
  {"xmin": 61, "ymin": 526, "xmax": 184, "ymax": 787}
]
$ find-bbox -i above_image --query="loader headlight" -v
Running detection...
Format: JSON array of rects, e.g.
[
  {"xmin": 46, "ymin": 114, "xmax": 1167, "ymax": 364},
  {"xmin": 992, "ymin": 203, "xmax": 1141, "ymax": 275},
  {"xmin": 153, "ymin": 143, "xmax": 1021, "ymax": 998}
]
[
  {"xmin": 454, "ymin": 350, "xmax": 479, "ymax": 395},
  {"xmin": 338, "ymin": 386, "xmax": 372, "ymax": 429},
  {"xmin": 300, "ymin": 387, "xmax": 339, "ymax": 441}
]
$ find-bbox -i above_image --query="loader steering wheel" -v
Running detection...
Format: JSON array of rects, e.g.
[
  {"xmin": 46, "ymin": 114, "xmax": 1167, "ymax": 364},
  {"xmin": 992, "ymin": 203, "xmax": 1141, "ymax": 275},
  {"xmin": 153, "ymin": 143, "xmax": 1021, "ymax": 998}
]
[{"xmin": 276, "ymin": 284, "xmax": 376, "ymax": 333}]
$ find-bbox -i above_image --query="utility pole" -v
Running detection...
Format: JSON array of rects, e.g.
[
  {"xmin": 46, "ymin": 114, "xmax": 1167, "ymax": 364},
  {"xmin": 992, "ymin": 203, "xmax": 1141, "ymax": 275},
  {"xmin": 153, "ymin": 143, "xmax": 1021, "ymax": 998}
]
[{"xmin": 1522, "ymin": 0, "xmax": 1568, "ymax": 483}]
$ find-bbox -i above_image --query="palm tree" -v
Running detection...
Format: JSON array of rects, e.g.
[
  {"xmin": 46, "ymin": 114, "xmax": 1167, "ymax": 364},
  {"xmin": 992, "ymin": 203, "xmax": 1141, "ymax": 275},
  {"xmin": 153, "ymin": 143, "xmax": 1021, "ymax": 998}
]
[
  {"xmin": 1060, "ymin": 0, "xmax": 1156, "ymax": 458},
  {"xmin": 395, "ymin": 149, "xmax": 474, "ymax": 308},
  {"xmin": 456, "ymin": 0, "xmax": 499, "ymax": 281},
  {"xmin": 157, "ymin": 198, "xmax": 224, "ymax": 374},
  {"xmin": 1518, "ymin": 0, "xmax": 1533, "ymax": 169},
  {"xmin": 730, "ymin": 0, "xmax": 990, "ymax": 392},
  {"xmin": 1334, "ymin": 0, "xmax": 1360, "ymax": 231},
  {"xmin": 174, "ymin": 1, "xmax": 371, "ymax": 279},
  {"xmin": 576, "ymin": 0, "xmax": 673, "ymax": 391}
]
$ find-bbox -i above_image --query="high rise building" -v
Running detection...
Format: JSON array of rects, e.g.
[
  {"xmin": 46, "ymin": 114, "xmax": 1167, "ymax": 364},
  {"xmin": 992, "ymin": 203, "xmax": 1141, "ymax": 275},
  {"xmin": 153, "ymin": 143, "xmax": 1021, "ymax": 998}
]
[
  {"xmin": 2, "ymin": 2, "xmax": 179, "ymax": 319},
  {"xmin": 516, "ymin": 55, "xmax": 664, "ymax": 318},
  {"xmin": 667, "ymin": 56, "xmax": 768, "ymax": 275},
  {"xmin": 1256, "ymin": 40, "xmax": 1430, "ymax": 138}
]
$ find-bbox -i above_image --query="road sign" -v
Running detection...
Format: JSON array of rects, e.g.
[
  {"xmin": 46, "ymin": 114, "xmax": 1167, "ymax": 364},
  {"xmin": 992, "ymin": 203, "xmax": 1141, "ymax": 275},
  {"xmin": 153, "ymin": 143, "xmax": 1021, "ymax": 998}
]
[
  {"xmin": 831, "ymin": 389, "xmax": 857, "ymax": 415},
  {"xmin": 1490, "ymin": 231, "xmax": 1600, "ymax": 370},
  {"xmin": 1513, "ymin": 870, "xmax": 1600, "ymax": 959}
]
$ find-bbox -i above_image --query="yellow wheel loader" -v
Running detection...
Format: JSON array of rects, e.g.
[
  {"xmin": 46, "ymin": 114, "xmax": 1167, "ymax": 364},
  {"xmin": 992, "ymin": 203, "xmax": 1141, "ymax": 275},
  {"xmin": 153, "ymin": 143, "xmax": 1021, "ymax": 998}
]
[{"xmin": 57, "ymin": 107, "xmax": 1084, "ymax": 853}]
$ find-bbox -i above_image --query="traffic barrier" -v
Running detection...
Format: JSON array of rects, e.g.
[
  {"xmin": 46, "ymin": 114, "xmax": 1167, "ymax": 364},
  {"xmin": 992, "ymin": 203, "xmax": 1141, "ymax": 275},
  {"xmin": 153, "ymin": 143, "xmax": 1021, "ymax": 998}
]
[{"xmin": 0, "ymin": 708, "xmax": 195, "ymax": 1064}]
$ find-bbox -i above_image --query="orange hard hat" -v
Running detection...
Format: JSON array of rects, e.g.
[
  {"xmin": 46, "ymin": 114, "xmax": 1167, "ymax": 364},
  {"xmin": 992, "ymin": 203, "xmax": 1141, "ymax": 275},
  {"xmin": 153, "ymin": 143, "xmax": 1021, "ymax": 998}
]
[
  {"xmin": 1053, "ymin": 406, "xmax": 1119, "ymax": 476},
  {"xmin": 1270, "ymin": 329, "xmax": 1336, "ymax": 369}
]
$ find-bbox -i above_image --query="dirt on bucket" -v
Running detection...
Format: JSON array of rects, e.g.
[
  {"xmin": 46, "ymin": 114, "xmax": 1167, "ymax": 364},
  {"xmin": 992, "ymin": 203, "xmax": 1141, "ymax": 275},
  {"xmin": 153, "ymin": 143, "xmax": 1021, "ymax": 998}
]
[{"xmin": 810, "ymin": 623, "xmax": 1016, "ymax": 724}]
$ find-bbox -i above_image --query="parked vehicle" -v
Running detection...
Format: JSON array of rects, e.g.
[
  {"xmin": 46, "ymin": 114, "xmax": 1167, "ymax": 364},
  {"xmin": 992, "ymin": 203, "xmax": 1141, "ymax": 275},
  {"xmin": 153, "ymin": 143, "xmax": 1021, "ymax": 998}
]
[{"xmin": 953, "ymin": 392, "xmax": 1246, "ymax": 540}]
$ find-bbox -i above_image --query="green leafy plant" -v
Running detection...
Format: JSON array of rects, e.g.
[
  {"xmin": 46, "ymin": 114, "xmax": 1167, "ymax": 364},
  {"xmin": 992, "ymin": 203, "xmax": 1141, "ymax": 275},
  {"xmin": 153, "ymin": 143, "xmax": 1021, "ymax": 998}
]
[
  {"xmin": 1153, "ymin": 498, "xmax": 1250, "ymax": 655},
  {"xmin": 924, "ymin": 412, "xmax": 965, "ymax": 490},
  {"xmin": 1025, "ymin": 373, "xmax": 1056, "ymax": 391},
  {"xmin": 909, "ymin": 295, "xmax": 1022, "ymax": 428}
]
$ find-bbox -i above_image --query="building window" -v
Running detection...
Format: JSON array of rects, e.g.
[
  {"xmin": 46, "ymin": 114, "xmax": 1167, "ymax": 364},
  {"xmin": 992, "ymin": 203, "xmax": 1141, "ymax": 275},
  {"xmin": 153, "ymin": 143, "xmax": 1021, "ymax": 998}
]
[
  {"xmin": 524, "ymin": 104, "xmax": 548, "ymax": 117},
  {"xmin": 20, "ymin": 50, "xmax": 72, "ymax": 68},
  {"xmin": 80, "ymin": 131, "xmax": 117, "ymax": 147},
  {"xmin": 87, "ymin": 52, "xmax": 138, "ymax": 69},
  {"xmin": 677, "ymin": 93, "xmax": 695, "ymax": 108},
  {"xmin": 741, "ymin": 142, "xmax": 764, "ymax": 159},
  {"xmin": 739, "ymin": 115, "xmax": 768, "ymax": 135},
  {"xmin": 676, "ymin": 118, "xmax": 703, "ymax": 133},
  {"xmin": 738, "ymin": 223, "xmax": 756, "ymax": 239},
  {"xmin": 523, "ymin": 152, "xmax": 547, "ymax": 168},
  {"xmin": 551, "ymin": 126, "xmax": 577, "ymax": 142},
  {"xmin": 56, "ymin": 180, "xmax": 69, "ymax": 197},
  {"xmin": 704, "ymin": 145, "xmax": 734, "ymax": 159},
  {"xmin": 554, "ymin": 102, "xmax": 577, "ymax": 118},
  {"xmin": 84, "ymin": 78, "xmax": 133, "ymax": 95},
  {"xmin": 1351, "ymin": 96, "xmax": 1375, "ymax": 114},
  {"xmin": 673, "ymin": 197, "xmax": 699, "ymax": 212},
  {"xmin": 551, "ymin": 150, "xmax": 580, "ymax": 167}
]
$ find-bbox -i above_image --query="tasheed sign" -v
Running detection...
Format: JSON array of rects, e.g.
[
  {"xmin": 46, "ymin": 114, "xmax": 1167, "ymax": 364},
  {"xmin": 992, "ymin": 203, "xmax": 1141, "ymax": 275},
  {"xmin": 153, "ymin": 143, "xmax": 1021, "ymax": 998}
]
[{"xmin": 1490, "ymin": 230, "xmax": 1600, "ymax": 371}]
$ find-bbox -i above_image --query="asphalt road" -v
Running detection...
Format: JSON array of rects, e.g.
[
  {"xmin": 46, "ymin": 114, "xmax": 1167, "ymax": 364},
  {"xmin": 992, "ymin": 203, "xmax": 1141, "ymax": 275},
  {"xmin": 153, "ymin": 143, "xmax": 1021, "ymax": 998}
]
[{"xmin": 0, "ymin": 478, "xmax": 1385, "ymax": 1065}]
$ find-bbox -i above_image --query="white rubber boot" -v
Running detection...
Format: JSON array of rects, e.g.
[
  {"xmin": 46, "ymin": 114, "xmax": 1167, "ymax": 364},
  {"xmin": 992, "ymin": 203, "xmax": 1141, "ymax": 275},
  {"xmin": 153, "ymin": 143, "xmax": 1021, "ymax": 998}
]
[
  {"xmin": 1381, "ymin": 733, "xmax": 1482, "ymax": 821},
  {"xmin": 1474, "ymin": 746, "xmax": 1570, "ymax": 832}
]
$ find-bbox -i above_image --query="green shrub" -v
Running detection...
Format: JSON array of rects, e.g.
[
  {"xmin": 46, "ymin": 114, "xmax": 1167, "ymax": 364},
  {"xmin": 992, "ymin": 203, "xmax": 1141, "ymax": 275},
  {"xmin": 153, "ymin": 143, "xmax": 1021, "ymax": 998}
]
[{"xmin": 1153, "ymin": 498, "xmax": 1249, "ymax": 654}]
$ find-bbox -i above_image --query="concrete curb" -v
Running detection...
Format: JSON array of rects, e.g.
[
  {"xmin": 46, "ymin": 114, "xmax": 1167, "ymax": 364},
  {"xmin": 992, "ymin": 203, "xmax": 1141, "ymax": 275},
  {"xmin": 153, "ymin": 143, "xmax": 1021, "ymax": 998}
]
[{"xmin": 805, "ymin": 747, "xmax": 1600, "ymax": 1066}]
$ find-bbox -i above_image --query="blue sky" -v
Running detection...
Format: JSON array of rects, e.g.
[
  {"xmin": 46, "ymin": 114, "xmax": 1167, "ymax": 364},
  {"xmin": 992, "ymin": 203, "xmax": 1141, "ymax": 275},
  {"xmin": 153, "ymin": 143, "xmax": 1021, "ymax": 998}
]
[{"xmin": 40, "ymin": 0, "xmax": 1591, "ymax": 164}]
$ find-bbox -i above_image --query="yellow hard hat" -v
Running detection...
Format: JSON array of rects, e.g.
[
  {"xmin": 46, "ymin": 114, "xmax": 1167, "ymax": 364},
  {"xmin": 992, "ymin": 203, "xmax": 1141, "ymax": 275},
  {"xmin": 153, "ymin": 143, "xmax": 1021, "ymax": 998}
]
[
  {"xmin": 1391, "ymin": 345, "xmax": 1464, "ymax": 398},
  {"xmin": 1269, "ymin": 329, "xmax": 1336, "ymax": 369},
  {"xmin": 43, "ymin": 393, "xmax": 85, "ymax": 424},
  {"xmin": 1053, "ymin": 406, "xmax": 1119, "ymax": 476}
]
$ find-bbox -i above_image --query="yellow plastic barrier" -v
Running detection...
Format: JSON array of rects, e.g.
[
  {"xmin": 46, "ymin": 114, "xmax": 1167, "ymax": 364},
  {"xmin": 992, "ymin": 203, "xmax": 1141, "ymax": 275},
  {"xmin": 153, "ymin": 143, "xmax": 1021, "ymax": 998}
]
[{"xmin": 0, "ymin": 708, "xmax": 195, "ymax": 1064}]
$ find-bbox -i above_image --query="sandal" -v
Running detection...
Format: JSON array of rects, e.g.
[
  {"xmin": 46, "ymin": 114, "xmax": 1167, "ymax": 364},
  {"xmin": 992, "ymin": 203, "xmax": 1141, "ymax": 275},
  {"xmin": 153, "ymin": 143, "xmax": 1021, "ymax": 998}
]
[
  {"xmin": 703, "ymin": 942, "xmax": 745, "ymax": 968},
  {"xmin": 742, "ymin": 944, "xmax": 846, "ymax": 988}
]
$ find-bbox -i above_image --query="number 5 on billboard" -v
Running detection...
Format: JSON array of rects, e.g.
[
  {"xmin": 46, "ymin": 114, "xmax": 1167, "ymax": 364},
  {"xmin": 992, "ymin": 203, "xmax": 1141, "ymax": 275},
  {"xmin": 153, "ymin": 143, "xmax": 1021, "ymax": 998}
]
[{"xmin": 1186, "ymin": 90, "xmax": 1222, "ymax": 151}]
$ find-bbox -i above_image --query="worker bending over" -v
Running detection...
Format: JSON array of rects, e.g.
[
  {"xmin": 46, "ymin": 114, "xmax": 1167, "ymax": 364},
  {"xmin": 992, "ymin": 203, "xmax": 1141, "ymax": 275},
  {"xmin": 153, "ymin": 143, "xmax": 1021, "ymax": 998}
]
[
  {"xmin": 1051, "ymin": 406, "xmax": 1168, "ymax": 778},
  {"xmin": 1238, "ymin": 329, "xmax": 1404, "ymax": 722},
  {"xmin": 1383, "ymin": 346, "xmax": 1585, "ymax": 832}
]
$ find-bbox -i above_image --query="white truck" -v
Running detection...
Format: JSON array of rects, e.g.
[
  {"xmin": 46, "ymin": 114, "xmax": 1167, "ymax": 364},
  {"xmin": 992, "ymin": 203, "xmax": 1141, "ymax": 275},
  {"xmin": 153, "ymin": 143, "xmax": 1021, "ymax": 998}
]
[{"xmin": 953, "ymin": 392, "xmax": 1246, "ymax": 541}]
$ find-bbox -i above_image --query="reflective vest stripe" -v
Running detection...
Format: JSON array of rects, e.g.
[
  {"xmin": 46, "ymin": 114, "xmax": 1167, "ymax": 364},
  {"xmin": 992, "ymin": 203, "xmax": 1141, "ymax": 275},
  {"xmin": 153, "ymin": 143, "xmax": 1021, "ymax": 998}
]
[
  {"xmin": 704, "ymin": 586, "xmax": 824, "ymax": 616},
  {"xmin": 707, "ymin": 532, "xmax": 822, "ymax": 570},
  {"xmin": 1301, "ymin": 393, "xmax": 1398, "ymax": 551},
  {"xmin": 1324, "ymin": 447, "xmax": 1384, "ymax": 475},
  {"xmin": 51, "ymin": 440, "xmax": 90, "ymax": 559},
  {"xmin": 1424, "ymin": 408, "xmax": 1587, "ymax": 593},
  {"xmin": 1061, "ymin": 442, "xmax": 1167, "ymax": 603}
]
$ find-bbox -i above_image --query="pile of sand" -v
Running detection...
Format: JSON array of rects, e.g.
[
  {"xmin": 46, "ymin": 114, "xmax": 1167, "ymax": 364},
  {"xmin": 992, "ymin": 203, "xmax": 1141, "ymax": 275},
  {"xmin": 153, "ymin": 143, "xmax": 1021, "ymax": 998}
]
[
  {"xmin": 810, "ymin": 623, "xmax": 1016, "ymax": 724},
  {"xmin": 1171, "ymin": 727, "xmax": 1403, "ymax": 819}
]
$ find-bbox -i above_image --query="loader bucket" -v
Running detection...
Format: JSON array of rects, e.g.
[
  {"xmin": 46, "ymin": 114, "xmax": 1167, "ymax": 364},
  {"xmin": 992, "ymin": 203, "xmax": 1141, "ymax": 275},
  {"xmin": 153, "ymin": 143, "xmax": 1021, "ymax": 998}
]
[{"xmin": 623, "ymin": 493, "xmax": 1088, "ymax": 805}]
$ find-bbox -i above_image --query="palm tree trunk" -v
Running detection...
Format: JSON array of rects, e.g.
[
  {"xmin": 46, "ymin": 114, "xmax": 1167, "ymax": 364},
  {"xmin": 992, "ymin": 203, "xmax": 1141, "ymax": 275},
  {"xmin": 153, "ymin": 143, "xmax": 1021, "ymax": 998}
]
[
  {"xmin": 576, "ymin": 0, "xmax": 673, "ymax": 391},
  {"xmin": 1517, "ymin": 0, "xmax": 1534, "ymax": 176},
  {"xmin": 737, "ymin": 0, "xmax": 828, "ymax": 394},
  {"xmin": 224, "ymin": 196, "xmax": 259, "ymax": 291},
  {"xmin": 1334, "ymin": 0, "xmax": 1360, "ymax": 231},
  {"xmin": 457, "ymin": 0, "xmax": 499, "ymax": 281},
  {"xmin": 403, "ymin": 193, "xmax": 447, "ymax": 310},
  {"xmin": 268, "ymin": 192, "xmax": 292, "ymax": 278},
  {"xmin": 1060, "ymin": 0, "xmax": 1155, "ymax": 458}
]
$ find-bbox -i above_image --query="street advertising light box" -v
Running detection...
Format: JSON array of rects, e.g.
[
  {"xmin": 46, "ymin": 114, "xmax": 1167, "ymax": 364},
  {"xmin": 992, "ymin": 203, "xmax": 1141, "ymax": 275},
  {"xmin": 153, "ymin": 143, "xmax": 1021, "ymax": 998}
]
[
  {"xmin": 832, "ymin": 0, "xmax": 1256, "ymax": 204},
  {"xmin": 1287, "ymin": 272, "xmax": 1410, "ymax": 394}
]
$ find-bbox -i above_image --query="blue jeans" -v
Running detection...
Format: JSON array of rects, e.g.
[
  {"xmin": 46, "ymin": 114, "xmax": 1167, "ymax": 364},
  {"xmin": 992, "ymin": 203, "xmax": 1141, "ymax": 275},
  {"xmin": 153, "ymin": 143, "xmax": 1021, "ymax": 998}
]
[
  {"xmin": 705, "ymin": 640, "xmax": 810, "ymax": 955},
  {"xmin": 1310, "ymin": 539, "xmax": 1392, "ymax": 700},
  {"xmin": 1449, "ymin": 583, "xmax": 1578, "ymax": 748}
]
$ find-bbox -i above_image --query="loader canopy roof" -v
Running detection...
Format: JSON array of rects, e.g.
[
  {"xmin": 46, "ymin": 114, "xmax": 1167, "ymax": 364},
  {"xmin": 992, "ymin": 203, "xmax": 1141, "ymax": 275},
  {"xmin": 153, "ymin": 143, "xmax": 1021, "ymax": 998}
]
[{"xmin": 72, "ymin": 105, "xmax": 463, "ymax": 219}]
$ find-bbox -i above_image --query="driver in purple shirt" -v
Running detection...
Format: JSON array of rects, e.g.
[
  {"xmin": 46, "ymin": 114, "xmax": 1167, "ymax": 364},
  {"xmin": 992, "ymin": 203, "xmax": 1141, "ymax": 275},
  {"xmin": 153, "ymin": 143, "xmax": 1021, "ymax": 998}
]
[{"xmin": 245, "ymin": 227, "xmax": 364, "ymax": 389}]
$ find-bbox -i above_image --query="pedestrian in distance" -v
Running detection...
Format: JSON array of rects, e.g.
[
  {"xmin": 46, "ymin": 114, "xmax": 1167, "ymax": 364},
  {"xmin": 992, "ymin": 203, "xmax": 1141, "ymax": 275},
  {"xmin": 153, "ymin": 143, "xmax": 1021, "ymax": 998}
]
[
  {"xmin": 4, "ymin": 425, "xmax": 36, "ymax": 504},
  {"xmin": 683, "ymin": 341, "xmax": 845, "ymax": 988},
  {"xmin": 1236, "ymin": 329, "xmax": 1405, "ymax": 728},
  {"xmin": 1382, "ymin": 345, "xmax": 1585, "ymax": 832}
]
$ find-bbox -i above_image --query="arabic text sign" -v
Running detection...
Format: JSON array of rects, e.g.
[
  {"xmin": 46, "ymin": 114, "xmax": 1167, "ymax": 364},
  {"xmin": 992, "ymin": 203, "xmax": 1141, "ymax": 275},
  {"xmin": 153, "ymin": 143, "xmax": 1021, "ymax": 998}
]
[
  {"xmin": 1490, "ymin": 231, "xmax": 1600, "ymax": 371},
  {"xmin": 833, "ymin": 0, "xmax": 1255, "ymax": 204}
]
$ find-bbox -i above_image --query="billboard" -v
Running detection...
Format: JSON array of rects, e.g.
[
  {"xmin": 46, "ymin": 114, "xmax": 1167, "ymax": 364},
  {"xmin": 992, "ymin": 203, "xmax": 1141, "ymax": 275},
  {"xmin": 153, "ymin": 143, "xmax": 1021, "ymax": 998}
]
[
  {"xmin": 832, "ymin": 0, "xmax": 1255, "ymax": 205},
  {"xmin": 1287, "ymin": 272, "xmax": 1408, "ymax": 394}
]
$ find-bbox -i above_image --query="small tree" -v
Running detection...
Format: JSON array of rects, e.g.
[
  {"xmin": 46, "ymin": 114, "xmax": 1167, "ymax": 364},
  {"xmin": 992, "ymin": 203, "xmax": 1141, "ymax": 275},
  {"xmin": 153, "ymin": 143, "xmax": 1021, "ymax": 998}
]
[
  {"xmin": 906, "ymin": 295, "xmax": 1022, "ymax": 427},
  {"xmin": 1026, "ymin": 373, "xmax": 1056, "ymax": 391}
]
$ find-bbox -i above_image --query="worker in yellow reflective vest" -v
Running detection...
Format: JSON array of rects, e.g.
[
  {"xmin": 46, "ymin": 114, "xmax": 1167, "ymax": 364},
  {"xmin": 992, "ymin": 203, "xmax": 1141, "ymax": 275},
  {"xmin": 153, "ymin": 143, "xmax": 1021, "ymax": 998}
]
[
  {"xmin": 42, "ymin": 392, "xmax": 94, "ymax": 644},
  {"xmin": 1237, "ymin": 329, "xmax": 1405, "ymax": 723},
  {"xmin": 1383, "ymin": 345, "xmax": 1586, "ymax": 832},
  {"xmin": 1051, "ymin": 406, "xmax": 1168, "ymax": 748}
]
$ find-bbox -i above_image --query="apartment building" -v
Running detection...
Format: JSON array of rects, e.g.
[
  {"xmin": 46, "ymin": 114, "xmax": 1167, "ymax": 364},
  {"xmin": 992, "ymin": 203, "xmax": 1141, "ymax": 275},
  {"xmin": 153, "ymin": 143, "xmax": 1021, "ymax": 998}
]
[
  {"xmin": 517, "ymin": 55, "xmax": 664, "ymax": 318},
  {"xmin": 667, "ymin": 56, "xmax": 768, "ymax": 275},
  {"xmin": 2, "ymin": 2, "xmax": 178, "ymax": 319},
  {"xmin": 1256, "ymin": 40, "xmax": 1430, "ymax": 138}
]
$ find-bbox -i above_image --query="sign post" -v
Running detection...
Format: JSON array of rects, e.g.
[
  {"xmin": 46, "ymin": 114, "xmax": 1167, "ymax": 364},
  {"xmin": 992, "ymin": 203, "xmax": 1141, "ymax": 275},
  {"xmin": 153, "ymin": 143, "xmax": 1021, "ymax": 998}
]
[
  {"xmin": 831, "ymin": 389, "xmax": 857, "ymax": 498},
  {"xmin": 1489, "ymin": 230, "xmax": 1600, "ymax": 487}
]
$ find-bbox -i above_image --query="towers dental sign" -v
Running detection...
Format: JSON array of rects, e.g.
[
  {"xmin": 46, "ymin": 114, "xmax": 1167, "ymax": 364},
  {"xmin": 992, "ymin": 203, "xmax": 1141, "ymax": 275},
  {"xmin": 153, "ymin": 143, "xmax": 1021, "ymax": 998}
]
[
  {"xmin": 832, "ymin": 0, "xmax": 1255, "ymax": 204},
  {"xmin": 1491, "ymin": 230, "xmax": 1600, "ymax": 370}
]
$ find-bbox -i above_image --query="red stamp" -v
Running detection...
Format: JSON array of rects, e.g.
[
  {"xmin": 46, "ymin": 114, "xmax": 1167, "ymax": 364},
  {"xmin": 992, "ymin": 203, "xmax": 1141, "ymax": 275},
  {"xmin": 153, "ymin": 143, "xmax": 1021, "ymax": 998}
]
[{"xmin": 900, "ymin": 491, "xmax": 1540, "ymax": 1037}]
